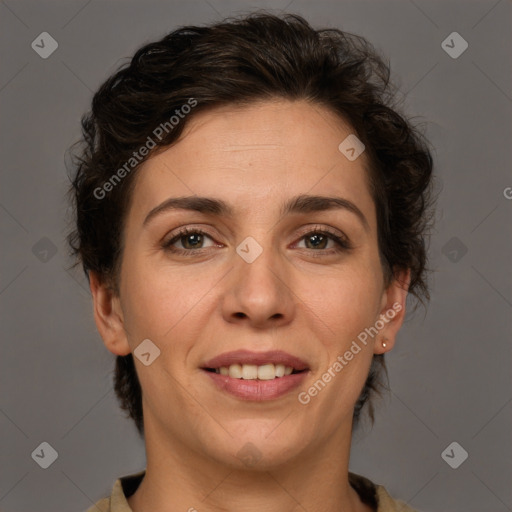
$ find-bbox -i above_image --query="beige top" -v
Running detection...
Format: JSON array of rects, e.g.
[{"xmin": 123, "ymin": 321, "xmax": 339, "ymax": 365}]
[{"xmin": 85, "ymin": 469, "xmax": 419, "ymax": 512}]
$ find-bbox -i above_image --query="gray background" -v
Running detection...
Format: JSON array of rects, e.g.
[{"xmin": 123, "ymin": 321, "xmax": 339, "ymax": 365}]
[{"xmin": 1, "ymin": 0, "xmax": 511, "ymax": 511}]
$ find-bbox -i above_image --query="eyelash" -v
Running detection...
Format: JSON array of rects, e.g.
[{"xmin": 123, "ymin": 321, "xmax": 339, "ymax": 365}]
[{"xmin": 161, "ymin": 226, "xmax": 352, "ymax": 257}]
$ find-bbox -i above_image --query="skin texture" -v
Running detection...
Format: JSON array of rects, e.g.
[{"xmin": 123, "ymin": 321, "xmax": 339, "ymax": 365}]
[{"xmin": 89, "ymin": 99, "xmax": 410, "ymax": 512}]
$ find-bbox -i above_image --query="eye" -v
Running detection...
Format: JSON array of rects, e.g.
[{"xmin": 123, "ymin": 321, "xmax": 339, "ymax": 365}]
[
  {"xmin": 161, "ymin": 225, "xmax": 352, "ymax": 257},
  {"xmin": 294, "ymin": 227, "xmax": 352, "ymax": 253},
  {"xmin": 162, "ymin": 227, "xmax": 217, "ymax": 254}
]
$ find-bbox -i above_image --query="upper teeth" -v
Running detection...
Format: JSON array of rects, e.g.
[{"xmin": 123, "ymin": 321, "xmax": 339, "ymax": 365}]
[{"xmin": 216, "ymin": 364, "xmax": 294, "ymax": 380}]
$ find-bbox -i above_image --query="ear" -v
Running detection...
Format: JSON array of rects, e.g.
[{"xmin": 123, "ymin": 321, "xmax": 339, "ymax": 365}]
[
  {"xmin": 373, "ymin": 268, "xmax": 411, "ymax": 355},
  {"xmin": 89, "ymin": 270, "xmax": 131, "ymax": 356}
]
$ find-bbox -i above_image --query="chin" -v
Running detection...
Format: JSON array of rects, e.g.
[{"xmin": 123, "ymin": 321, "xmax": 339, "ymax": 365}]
[{"xmin": 207, "ymin": 426, "xmax": 306, "ymax": 470}]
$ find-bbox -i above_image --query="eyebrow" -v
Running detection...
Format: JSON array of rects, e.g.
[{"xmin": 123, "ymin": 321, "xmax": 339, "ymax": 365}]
[{"xmin": 143, "ymin": 194, "xmax": 370, "ymax": 232}]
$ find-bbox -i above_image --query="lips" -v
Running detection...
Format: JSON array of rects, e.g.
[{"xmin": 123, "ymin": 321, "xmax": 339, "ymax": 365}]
[
  {"xmin": 200, "ymin": 350, "xmax": 310, "ymax": 400},
  {"xmin": 201, "ymin": 349, "xmax": 309, "ymax": 371}
]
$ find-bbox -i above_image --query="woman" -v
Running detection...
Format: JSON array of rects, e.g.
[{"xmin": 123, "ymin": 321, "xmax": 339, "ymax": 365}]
[{"xmin": 67, "ymin": 11, "xmax": 435, "ymax": 512}]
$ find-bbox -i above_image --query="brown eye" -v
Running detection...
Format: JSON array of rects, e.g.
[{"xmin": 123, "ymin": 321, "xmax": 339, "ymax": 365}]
[
  {"xmin": 295, "ymin": 228, "xmax": 351, "ymax": 252},
  {"xmin": 302, "ymin": 232, "xmax": 330, "ymax": 250},
  {"xmin": 162, "ymin": 228, "xmax": 216, "ymax": 253},
  {"xmin": 179, "ymin": 232, "xmax": 205, "ymax": 249}
]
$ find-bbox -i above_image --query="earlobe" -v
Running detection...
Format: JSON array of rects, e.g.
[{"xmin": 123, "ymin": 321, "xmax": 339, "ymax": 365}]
[
  {"xmin": 375, "ymin": 268, "xmax": 411, "ymax": 354},
  {"xmin": 89, "ymin": 270, "xmax": 131, "ymax": 356}
]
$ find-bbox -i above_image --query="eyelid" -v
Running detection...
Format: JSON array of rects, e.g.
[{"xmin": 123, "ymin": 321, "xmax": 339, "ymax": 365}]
[
  {"xmin": 293, "ymin": 223, "xmax": 348, "ymax": 241},
  {"xmin": 162, "ymin": 225, "xmax": 218, "ymax": 249},
  {"xmin": 291, "ymin": 225, "xmax": 352, "ymax": 251}
]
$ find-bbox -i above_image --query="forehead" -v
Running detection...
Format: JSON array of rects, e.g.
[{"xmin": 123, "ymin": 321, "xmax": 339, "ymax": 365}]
[{"xmin": 128, "ymin": 99, "xmax": 375, "ymax": 228}]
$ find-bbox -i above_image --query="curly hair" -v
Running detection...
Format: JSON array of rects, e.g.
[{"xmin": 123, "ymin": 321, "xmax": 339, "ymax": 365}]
[{"xmin": 66, "ymin": 12, "xmax": 436, "ymax": 438}]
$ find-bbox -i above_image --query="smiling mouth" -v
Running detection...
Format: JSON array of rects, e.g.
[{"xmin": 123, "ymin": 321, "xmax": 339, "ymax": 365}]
[{"xmin": 202, "ymin": 363, "xmax": 308, "ymax": 380}]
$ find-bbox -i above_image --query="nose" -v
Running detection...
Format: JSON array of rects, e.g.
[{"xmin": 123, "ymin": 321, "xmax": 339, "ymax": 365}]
[{"xmin": 221, "ymin": 240, "xmax": 296, "ymax": 329}]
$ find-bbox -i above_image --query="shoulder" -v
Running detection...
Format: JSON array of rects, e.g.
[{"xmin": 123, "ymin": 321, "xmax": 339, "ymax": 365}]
[
  {"xmin": 374, "ymin": 484, "xmax": 419, "ymax": 512},
  {"xmin": 349, "ymin": 472, "xmax": 420, "ymax": 512},
  {"xmin": 85, "ymin": 496, "xmax": 111, "ymax": 512},
  {"xmin": 88, "ymin": 469, "xmax": 419, "ymax": 512},
  {"xmin": 85, "ymin": 470, "xmax": 146, "ymax": 512}
]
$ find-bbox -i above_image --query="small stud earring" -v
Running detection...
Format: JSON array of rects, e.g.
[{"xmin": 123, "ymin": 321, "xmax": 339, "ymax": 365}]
[{"xmin": 382, "ymin": 339, "xmax": 387, "ymax": 348}]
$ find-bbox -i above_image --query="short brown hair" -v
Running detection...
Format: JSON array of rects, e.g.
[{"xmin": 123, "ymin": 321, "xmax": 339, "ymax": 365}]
[{"xmin": 67, "ymin": 11, "xmax": 436, "ymax": 437}]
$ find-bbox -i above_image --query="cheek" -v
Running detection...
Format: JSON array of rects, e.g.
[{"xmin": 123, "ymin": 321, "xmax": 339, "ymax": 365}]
[
  {"xmin": 303, "ymin": 265, "xmax": 383, "ymax": 347},
  {"xmin": 120, "ymin": 254, "xmax": 216, "ymax": 351}
]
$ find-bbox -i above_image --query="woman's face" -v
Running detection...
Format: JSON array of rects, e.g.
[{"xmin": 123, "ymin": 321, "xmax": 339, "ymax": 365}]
[{"xmin": 96, "ymin": 99, "xmax": 408, "ymax": 468}]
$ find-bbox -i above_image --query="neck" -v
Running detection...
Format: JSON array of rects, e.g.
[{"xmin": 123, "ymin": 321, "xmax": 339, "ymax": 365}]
[{"xmin": 127, "ymin": 417, "xmax": 370, "ymax": 512}]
